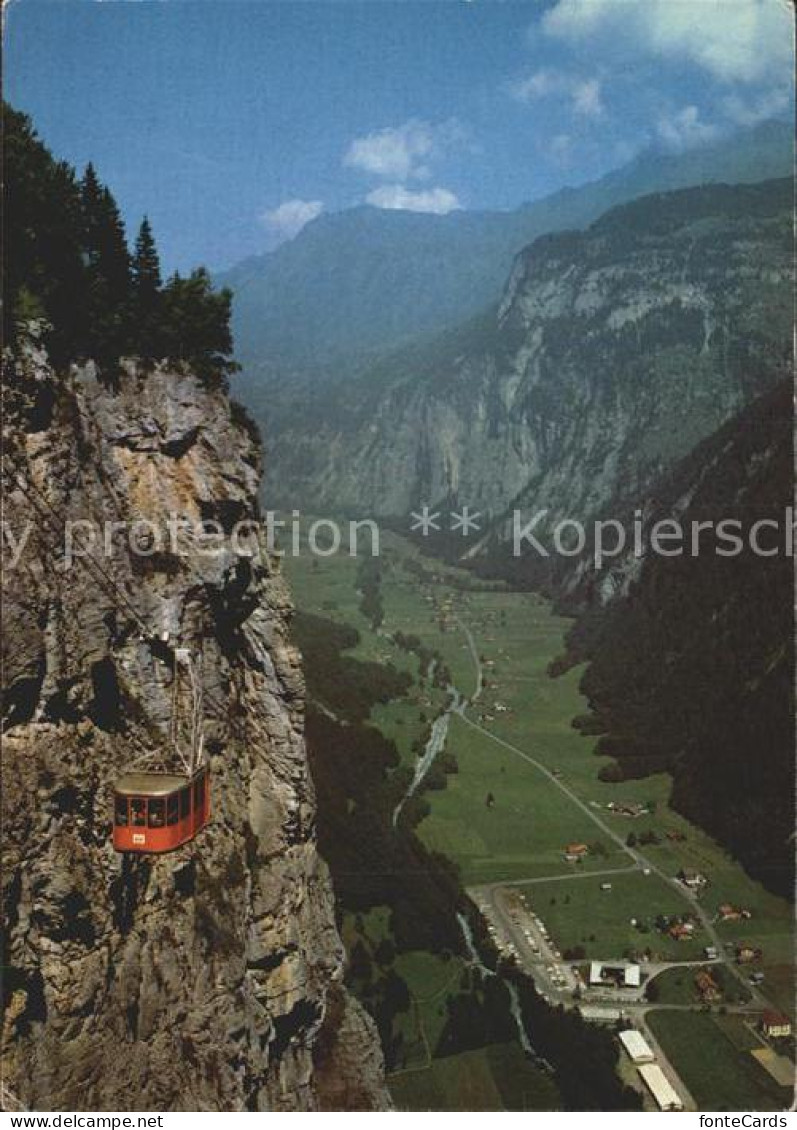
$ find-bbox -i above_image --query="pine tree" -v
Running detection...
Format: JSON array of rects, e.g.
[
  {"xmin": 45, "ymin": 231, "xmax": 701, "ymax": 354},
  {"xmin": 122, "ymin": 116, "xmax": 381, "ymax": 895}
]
[
  {"xmin": 80, "ymin": 164, "xmax": 132, "ymax": 359},
  {"xmin": 4, "ymin": 103, "xmax": 87, "ymax": 362},
  {"xmin": 130, "ymin": 216, "xmax": 163, "ymax": 355},
  {"xmin": 160, "ymin": 267, "xmax": 236, "ymax": 379}
]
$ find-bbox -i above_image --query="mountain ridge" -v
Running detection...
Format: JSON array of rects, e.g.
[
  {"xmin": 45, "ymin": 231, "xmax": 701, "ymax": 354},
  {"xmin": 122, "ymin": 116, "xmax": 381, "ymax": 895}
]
[{"xmin": 222, "ymin": 119, "xmax": 793, "ymax": 380}]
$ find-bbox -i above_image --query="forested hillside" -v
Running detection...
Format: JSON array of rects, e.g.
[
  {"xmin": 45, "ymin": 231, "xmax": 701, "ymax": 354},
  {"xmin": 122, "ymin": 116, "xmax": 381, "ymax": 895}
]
[
  {"xmin": 565, "ymin": 381, "xmax": 793, "ymax": 895},
  {"xmin": 4, "ymin": 104, "xmax": 235, "ymax": 379}
]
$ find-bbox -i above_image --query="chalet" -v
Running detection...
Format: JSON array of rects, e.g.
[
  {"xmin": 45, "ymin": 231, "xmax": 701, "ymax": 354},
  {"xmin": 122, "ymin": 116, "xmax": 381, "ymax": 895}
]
[
  {"xmin": 564, "ymin": 843, "xmax": 589, "ymax": 857},
  {"xmin": 611, "ymin": 802, "xmax": 646, "ymax": 818},
  {"xmin": 677, "ymin": 869, "xmax": 707, "ymax": 889},
  {"xmin": 761, "ymin": 1011, "xmax": 792, "ymax": 1039},
  {"xmin": 718, "ymin": 903, "xmax": 752, "ymax": 922},
  {"xmin": 735, "ymin": 944, "xmax": 762, "ymax": 965}
]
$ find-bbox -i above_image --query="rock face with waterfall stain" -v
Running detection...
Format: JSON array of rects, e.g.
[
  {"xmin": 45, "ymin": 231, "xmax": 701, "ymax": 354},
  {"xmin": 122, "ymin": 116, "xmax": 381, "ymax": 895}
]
[
  {"xmin": 259, "ymin": 179, "xmax": 792, "ymax": 545},
  {"xmin": 1, "ymin": 338, "xmax": 389, "ymax": 1112}
]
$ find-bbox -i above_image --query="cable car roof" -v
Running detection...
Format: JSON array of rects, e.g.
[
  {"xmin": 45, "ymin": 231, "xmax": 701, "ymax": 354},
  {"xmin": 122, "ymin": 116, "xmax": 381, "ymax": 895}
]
[{"xmin": 114, "ymin": 772, "xmax": 190, "ymax": 797}]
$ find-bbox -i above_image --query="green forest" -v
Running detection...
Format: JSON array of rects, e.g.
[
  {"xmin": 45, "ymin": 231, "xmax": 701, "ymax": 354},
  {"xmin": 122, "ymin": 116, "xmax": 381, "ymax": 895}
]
[{"xmin": 4, "ymin": 103, "xmax": 236, "ymax": 379}]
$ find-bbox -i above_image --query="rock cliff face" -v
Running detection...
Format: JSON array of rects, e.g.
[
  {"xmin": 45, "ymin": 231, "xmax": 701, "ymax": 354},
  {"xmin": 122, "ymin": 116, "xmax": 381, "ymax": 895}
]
[
  {"xmin": 1, "ymin": 339, "xmax": 388, "ymax": 1111},
  {"xmin": 262, "ymin": 180, "xmax": 791, "ymax": 538}
]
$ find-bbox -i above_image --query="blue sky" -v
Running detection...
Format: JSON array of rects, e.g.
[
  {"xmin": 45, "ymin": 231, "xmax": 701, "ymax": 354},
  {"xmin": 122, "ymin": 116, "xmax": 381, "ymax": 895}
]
[{"xmin": 5, "ymin": 0, "xmax": 793, "ymax": 272}]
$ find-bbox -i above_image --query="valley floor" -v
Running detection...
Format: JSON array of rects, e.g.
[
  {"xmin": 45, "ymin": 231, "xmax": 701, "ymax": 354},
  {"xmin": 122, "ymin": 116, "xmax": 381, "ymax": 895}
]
[{"xmin": 284, "ymin": 531, "xmax": 794, "ymax": 1112}]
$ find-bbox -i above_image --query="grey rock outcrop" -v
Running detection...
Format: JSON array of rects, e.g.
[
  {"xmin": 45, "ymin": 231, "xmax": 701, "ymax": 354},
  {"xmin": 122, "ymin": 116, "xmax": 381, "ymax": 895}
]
[
  {"xmin": 1, "ymin": 344, "xmax": 389, "ymax": 1111},
  {"xmin": 261, "ymin": 180, "xmax": 792, "ymax": 555}
]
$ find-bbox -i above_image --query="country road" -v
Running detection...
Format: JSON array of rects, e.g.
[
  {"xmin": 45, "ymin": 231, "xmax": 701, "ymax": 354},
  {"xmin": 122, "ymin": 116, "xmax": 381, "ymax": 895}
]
[{"xmin": 455, "ymin": 614, "xmax": 483, "ymax": 702}]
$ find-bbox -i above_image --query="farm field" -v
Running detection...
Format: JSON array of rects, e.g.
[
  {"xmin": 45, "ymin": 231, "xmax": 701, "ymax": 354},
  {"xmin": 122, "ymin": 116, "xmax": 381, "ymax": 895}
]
[
  {"xmin": 521, "ymin": 871, "xmax": 707, "ymax": 961},
  {"xmin": 285, "ymin": 533, "xmax": 794, "ymax": 1109},
  {"xmin": 418, "ymin": 714, "xmax": 628, "ymax": 884},
  {"xmin": 647, "ymin": 964, "xmax": 751, "ymax": 1006},
  {"xmin": 454, "ymin": 590, "xmax": 794, "ymax": 1009},
  {"xmin": 647, "ymin": 1011, "xmax": 793, "ymax": 1111}
]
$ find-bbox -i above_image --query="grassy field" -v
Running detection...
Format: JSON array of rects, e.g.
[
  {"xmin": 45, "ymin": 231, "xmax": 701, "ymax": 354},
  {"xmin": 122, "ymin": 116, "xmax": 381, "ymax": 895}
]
[
  {"xmin": 523, "ymin": 871, "xmax": 708, "ymax": 961},
  {"xmin": 388, "ymin": 1043, "xmax": 561, "ymax": 1111},
  {"xmin": 289, "ymin": 537, "xmax": 792, "ymax": 1002},
  {"xmin": 418, "ymin": 714, "xmax": 629, "ymax": 884},
  {"xmin": 647, "ymin": 1011, "xmax": 793, "ymax": 1111},
  {"xmin": 285, "ymin": 533, "xmax": 794, "ymax": 1110},
  {"xmin": 450, "ymin": 590, "xmax": 793, "ymax": 1008},
  {"xmin": 647, "ymin": 964, "xmax": 751, "ymax": 1005}
]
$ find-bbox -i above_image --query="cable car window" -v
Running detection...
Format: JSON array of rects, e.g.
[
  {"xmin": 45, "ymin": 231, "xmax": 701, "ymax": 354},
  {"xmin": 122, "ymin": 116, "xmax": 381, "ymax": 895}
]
[
  {"xmin": 148, "ymin": 798, "xmax": 166, "ymax": 828},
  {"xmin": 131, "ymin": 799, "xmax": 146, "ymax": 826},
  {"xmin": 114, "ymin": 796, "xmax": 128, "ymax": 826},
  {"xmin": 194, "ymin": 774, "xmax": 205, "ymax": 810},
  {"xmin": 167, "ymin": 793, "xmax": 179, "ymax": 826},
  {"xmin": 179, "ymin": 786, "xmax": 191, "ymax": 819}
]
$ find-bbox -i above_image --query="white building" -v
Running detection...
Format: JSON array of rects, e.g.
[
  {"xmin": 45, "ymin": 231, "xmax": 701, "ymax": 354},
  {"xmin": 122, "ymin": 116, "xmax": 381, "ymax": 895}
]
[
  {"xmin": 624, "ymin": 964, "xmax": 641, "ymax": 988},
  {"xmin": 589, "ymin": 962, "xmax": 641, "ymax": 989},
  {"xmin": 618, "ymin": 1029, "xmax": 655, "ymax": 1064},
  {"xmin": 638, "ymin": 1063, "xmax": 684, "ymax": 1111}
]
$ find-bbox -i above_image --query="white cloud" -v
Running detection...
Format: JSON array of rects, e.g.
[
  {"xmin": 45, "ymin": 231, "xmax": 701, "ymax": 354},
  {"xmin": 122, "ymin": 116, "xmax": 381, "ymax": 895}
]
[
  {"xmin": 260, "ymin": 199, "xmax": 324, "ymax": 240},
  {"xmin": 365, "ymin": 184, "xmax": 461, "ymax": 214},
  {"xmin": 344, "ymin": 118, "xmax": 466, "ymax": 181},
  {"xmin": 542, "ymin": 0, "xmax": 794, "ymax": 86},
  {"xmin": 657, "ymin": 105, "xmax": 722, "ymax": 150},
  {"xmin": 511, "ymin": 68, "xmax": 605, "ymax": 119},
  {"xmin": 344, "ymin": 120, "xmax": 435, "ymax": 181}
]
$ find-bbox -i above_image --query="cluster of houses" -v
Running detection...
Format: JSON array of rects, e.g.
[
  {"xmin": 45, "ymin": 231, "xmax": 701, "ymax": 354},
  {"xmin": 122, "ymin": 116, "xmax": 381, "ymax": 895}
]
[{"xmin": 656, "ymin": 913, "xmax": 699, "ymax": 941}]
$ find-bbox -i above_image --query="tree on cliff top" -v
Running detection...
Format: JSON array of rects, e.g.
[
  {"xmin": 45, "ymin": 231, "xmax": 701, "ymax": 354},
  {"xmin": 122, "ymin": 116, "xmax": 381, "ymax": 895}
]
[{"xmin": 4, "ymin": 102, "xmax": 236, "ymax": 379}]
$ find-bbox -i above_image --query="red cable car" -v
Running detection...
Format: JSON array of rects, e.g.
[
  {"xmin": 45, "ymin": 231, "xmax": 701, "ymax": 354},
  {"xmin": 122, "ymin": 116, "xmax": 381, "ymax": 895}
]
[{"xmin": 113, "ymin": 765, "xmax": 210, "ymax": 853}]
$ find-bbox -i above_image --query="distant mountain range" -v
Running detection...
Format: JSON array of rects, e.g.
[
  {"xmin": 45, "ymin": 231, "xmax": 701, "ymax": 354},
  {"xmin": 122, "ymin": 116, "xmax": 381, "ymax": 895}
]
[
  {"xmin": 221, "ymin": 120, "xmax": 792, "ymax": 383},
  {"xmin": 252, "ymin": 178, "xmax": 792, "ymax": 533}
]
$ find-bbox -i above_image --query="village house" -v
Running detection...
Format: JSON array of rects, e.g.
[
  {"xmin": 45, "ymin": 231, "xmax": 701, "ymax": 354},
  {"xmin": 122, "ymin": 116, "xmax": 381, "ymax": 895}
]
[
  {"xmin": 608, "ymin": 801, "xmax": 647, "ymax": 818},
  {"xmin": 761, "ymin": 1011, "xmax": 792, "ymax": 1040},
  {"xmin": 677, "ymin": 868, "xmax": 707, "ymax": 889},
  {"xmin": 694, "ymin": 970, "xmax": 721, "ymax": 1002},
  {"xmin": 735, "ymin": 943, "xmax": 762, "ymax": 965},
  {"xmin": 718, "ymin": 903, "xmax": 752, "ymax": 922},
  {"xmin": 563, "ymin": 843, "xmax": 589, "ymax": 862},
  {"xmin": 669, "ymin": 921, "xmax": 695, "ymax": 941}
]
